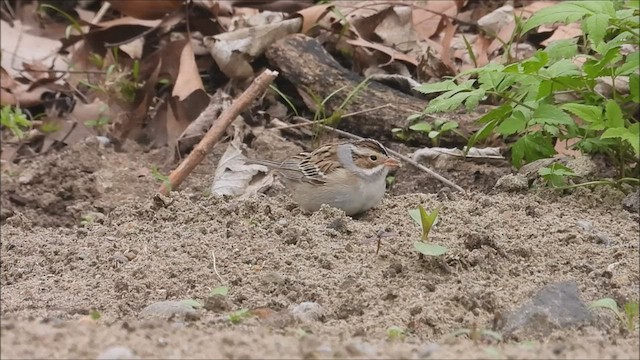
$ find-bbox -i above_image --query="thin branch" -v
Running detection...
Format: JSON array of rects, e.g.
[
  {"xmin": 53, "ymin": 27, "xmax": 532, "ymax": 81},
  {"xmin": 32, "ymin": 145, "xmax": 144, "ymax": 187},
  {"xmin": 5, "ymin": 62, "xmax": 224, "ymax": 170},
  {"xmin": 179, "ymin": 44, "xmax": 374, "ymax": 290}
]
[
  {"xmin": 291, "ymin": 116, "xmax": 466, "ymax": 193},
  {"xmin": 275, "ymin": 104, "xmax": 392, "ymax": 130},
  {"xmin": 157, "ymin": 69, "xmax": 279, "ymax": 195},
  {"xmin": 211, "ymin": 250, "xmax": 224, "ymax": 284}
]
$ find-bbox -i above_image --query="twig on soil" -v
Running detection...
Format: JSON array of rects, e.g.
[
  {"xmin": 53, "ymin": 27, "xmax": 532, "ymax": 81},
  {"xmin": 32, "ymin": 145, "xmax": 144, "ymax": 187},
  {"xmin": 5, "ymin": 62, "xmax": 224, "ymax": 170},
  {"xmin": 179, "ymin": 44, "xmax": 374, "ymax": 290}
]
[
  {"xmin": 290, "ymin": 116, "xmax": 466, "ymax": 193},
  {"xmin": 157, "ymin": 69, "xmax": 279, "ymax": 195},
  {"xmin": 274, "ymin": 104, "xmax": 393, "ymax": 130},
  {"xmin": 211, "ymin": 250, "xmax": 224, "ymax": 284}
]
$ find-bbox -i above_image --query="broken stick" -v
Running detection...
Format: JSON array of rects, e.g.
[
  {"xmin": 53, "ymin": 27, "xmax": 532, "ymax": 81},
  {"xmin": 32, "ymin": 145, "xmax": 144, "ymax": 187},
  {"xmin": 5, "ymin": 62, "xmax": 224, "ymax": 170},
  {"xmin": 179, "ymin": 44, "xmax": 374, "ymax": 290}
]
[{"xmin": 157, "ymin": 69, "xmax": 279, "ymax": 196}]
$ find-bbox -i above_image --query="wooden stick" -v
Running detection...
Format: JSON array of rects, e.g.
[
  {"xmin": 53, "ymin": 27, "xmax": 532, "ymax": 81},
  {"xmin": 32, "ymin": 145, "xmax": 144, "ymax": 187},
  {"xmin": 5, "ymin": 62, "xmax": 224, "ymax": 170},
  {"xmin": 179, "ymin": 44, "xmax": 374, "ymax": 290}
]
[
  {"xmin": 274, "ymin": 104, "xmax": 392, "ymax": 130},
  {"xmin": 290, "ymin": 116, "xmax": 466, "ymax": 193},
  {"xmin": 157, "ymin": 69, "xmax": 279, "ymax": 195}
]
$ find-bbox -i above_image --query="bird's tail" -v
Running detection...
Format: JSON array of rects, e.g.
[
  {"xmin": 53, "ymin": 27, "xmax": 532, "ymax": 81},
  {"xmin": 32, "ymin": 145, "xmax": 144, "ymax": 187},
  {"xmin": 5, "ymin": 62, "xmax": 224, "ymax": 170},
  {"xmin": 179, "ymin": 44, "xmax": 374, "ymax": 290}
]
[{"xmin": 244, "ymin": 158, "xmax": 282, "ymax": 168}]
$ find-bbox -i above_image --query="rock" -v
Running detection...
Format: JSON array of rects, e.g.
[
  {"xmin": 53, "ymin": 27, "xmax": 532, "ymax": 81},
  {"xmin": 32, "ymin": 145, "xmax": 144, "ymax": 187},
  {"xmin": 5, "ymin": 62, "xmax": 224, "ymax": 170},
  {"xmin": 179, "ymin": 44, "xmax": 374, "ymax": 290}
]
[
  {"xmin": 416, "ymin": 342, "xmax": 440, "ymax": 358},
  {"xmin": 18, "ymin": 170, "xmax": 36, "ymax": 185},
  {"xmin": 291, "ymin": 302, "xmax": 325, "ymax": 323},
  {"xmin": 564, "ymin": 156, "xmax": 597, "ymax": 178},
  {"xmin": 575, "ymin": 220, "xmax": 593, "ymax": 232},
  {"xmin": 299, "ymin": 336, "xmax": 333, "ymax": 359},
  {"xmin": 96, "ymin": 346, "xmax": 136, "ymax": 359},
  {"xmin": 140, "ymin": 301, "xmax": 196, "ymax": 319},
  {"xmin": 502, "ymin": 281, "xmax": 591, "ymax": 339},
  {"xmin": 494, "ymin": 174, "xmax": 528, "ymax": 192},
  {"xmin": 622, "ymin": 191, "xmax": 639, "ymax": 213},
  {"xmin": 518, "ymin": 158, "xmax": 555, "ymax": 180},
  {"xmin": 344, "ymin": 341, "xmax": 377, "ymax": 357}
]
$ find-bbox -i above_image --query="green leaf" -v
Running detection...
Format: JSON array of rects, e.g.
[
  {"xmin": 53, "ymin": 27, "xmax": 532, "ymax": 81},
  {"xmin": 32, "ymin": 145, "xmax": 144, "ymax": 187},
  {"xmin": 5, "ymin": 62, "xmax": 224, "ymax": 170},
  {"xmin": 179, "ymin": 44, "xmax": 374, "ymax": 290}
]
[
  {"xmin": 414, "ymin": 80, "xmax": 459, "ymax": 94},
  {"xmin": 545, "ymin": 39, "xmax": 579, "ymax": 61},
  {"xmin": 182, "ymin": 299, "xmax": 203, "ymax": 309},
  {"xmin": 409, "ymin": 122, "xmax": 432, "ymax": 132},
  {"xmin": 413, "ymin": 205, "xmax": 439, "ymax": 240},
  {"xmin": 521, "ymin": 51, "xmax": 549, "ymax": 73},
  {"xmin": 617, "ymin": 51, "xmax": 640, "ymax": 76},
  {"xmin": 426, "ymin": 91, "xmax": 477, "ymax": 113},
  {"xmin": 510, "ymin": 133, "xmax": 556, "ymax": 168},
  {"xmin": 408, "ymin": 208, "xmax": 422, "ymax": 227},
  {"xmin": 210, "ymin": 286, "xmax": 229, "ymax": 296},
  {"xmin": 601, "ymin": 124, "xmax": 640, "ymax": 156},
  {"xmin": 605, "ymin": 100, "xmax": 624, "ymax": 128},
  {"xmin": 497, "ymin": 113, "xmax": 526, "ymax": 136},
  {"xmin": 440, "ymin": 121, "xmax": 459, "ymax": 132},
  {"xmin": 590, "ymin": 298, "xmax": 621, "ymax": 316},
  {"xmin": 584, "ymin": 46, "xmax": 621, "ymax": 77},
  {"xmin": 630, "ymin": 73, "xmax": 639, "ymax": 103},
  {"xmin": 428, "ymin": 130, "xmax": 440, "ymax": 139},
  {"xmin": 521, "ymin": 2, "xmax": 593, "ymax": 33},
  {"xmin": 531, "ymin": 104, "xmax": 574, "ymax": 126},
  {"xmin": 539, "ymin": 163, "xmax": 575, "ymax": 187},
  {"xmin": 560, "ymin": 103, "xmax": 603, "ymax": 123},
  {"xmin": 413, "ymin": 242, "xmax": 448, "ymax": 256},
  {"xmin": 229, "ymin": 309, "xmax": 251, "ymax": 324},
  {"xmin": 583, "ymin": 13, "xmax": 611, "ymax": 46},
  {"xmin": 545, "ymin": 59, "xmax": 580, "ymax": 78},
  {"xmin": 387, "ymin": 326, "xmax": 405, "ymax": 341},
  {"xmin": 89, "ymin": 309, "xmax": 101, "ymax": 321}
]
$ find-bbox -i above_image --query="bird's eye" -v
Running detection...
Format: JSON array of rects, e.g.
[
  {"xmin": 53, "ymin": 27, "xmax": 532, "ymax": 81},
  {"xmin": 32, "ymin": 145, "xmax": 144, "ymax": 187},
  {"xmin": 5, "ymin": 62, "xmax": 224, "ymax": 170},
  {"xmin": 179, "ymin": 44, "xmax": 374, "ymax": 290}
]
[{"xmin": 369, "ymin": 155, "xmax": 377, "ymax": 161}]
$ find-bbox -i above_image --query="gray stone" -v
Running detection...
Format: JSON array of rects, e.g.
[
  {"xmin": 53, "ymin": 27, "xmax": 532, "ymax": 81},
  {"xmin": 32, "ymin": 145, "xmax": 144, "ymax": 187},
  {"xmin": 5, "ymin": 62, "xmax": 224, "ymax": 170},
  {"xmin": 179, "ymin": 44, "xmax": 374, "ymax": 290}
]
[
  {"xmin": 564, "ymin": 156, "xmax": 597, "ymax": 178},
  {"xmin": 518, "ymin": 158, "xmax": 555, "ymax": 180},
  {"xmin": 494, "ymin": 174, "xmax": 528, "ymax": 192},
  {"xmin": 344, "ymin": 341, "xmax": 377, "ymax": 357},
  {"xmin": 575, "ymin": 220, "xmax": 593, "ymax": 232},
  {"xmin": 96, "ymin": 346, "xmax": 136, "ymax": 359},
  {"xmin": 622, "ymin": 191, "xmax": 639, "ymax": 213},
  {"xmin": 291, "ymin": 302, "xmax": 325, "ymax": 323},
  {"xmin": 502, "ymin": 281, "xmax": 591, "ymax": 339},
  {"xmin": 140, "ymin": 301, "xmax": 196, "ymax": 319}
]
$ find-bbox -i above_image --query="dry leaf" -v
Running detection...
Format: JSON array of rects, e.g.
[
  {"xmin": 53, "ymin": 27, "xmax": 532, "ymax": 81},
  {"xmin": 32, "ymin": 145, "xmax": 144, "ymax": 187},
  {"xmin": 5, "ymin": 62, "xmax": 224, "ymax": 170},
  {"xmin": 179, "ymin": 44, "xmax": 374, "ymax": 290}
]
[
  {"xmin": 211, "ymin": 137, "xmax": 271, "ymax": 197},
  {"xmin": 541, "ymin": 23, "xmax": 582, "ymax": 46},
  {"xmin": 203, "ymin": 17, "xmax": 302, "ymax": 79},
  {"xmin": 412, "ymin": 0, "xmax": 459, "ymax": 41},
  {"xmin": 296, "ymin": 4, "xmax": 334, "ymax": 34}
]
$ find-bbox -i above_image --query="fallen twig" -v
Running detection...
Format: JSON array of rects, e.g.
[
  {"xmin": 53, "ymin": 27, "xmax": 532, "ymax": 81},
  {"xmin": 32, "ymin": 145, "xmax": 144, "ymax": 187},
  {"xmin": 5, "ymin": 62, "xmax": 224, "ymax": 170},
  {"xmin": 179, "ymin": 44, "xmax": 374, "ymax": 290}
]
[
  {"xmin": 157, "ymin": 69, "xmax": 279, "ymax": 195},
  {"xmin": 291, "ymin": 116, "xmax": 466, "ymax": 193},
  {"xmin": 274, "ymin": 104, "xmax": 393, "ymax": 130}
]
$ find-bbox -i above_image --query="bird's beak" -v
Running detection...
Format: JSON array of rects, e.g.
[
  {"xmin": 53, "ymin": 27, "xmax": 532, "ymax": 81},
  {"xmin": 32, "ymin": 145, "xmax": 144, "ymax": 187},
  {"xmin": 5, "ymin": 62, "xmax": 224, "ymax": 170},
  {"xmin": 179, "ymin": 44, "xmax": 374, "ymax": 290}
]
[{"xmin": 384, "ymin": 157, "xmax": 401, "ymax": 169}]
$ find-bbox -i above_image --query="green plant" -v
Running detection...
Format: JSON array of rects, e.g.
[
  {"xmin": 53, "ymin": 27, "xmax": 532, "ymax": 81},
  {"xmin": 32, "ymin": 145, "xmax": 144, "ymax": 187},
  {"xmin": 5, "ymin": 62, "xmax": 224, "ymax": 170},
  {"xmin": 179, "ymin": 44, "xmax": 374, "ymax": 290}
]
[
  {"xmin": 85, "ymin": 116, "xmax": 110, "ymax": 130},
  {"xmin": 79, "ymin": 49, "xmax": 142, "ymax": 104},
  {"xmin": 151, "ymin": 165, "xmax": 171, "ymax": 192},
  {"xmin": 229, "ymin": 309, "xmax": 252, "ymax": 324},
  {"xmin": 538, "ymin": 163, "xmax": 577, "ymax": 187},
  {"xmin": 449, "ymin": 327, "xmax": 503, "ymax": 343},
  {"xmin": 386, "ymin": 326, "xmax": 405, "ymax": 341},
  {"xmin": 210, "ymin": 286, "xmax": 229, "ymax": 296},
  {"xmin": 393, "ymin": 116, "xmax": 462, "ymax": 146},
  {"xmin": 1, "ymin": 106, "xmax": 31, "ymax": 139},
  {"xmin": 182, "ymin": 299, "xmax": 204, "ymax": 309},
  {"xmin": 413, "ymin": 1, "xmax": 639, "ymax": 178},
  {"xmin": 39, "ymin": 121, "xmax": 62, "ymax": 134},
  {"xmin": 89, "ymin": 309, "xmax": 101, "ymax": 320},
  {"xmin": 590, "ymin": 298, "xmax": 639, "ymax": 332},
  {"xmin": 409, "ymin": 205, "xmax": 447, "ymax": 257}
]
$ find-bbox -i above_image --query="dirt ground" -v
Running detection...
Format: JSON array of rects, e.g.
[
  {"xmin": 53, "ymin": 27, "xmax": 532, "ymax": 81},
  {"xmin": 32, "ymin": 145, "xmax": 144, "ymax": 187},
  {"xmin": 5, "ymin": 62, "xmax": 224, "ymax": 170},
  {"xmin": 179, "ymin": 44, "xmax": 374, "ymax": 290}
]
[{"xmin": 1, "ymin": 137, "xmax": 639, "ymax": 359}]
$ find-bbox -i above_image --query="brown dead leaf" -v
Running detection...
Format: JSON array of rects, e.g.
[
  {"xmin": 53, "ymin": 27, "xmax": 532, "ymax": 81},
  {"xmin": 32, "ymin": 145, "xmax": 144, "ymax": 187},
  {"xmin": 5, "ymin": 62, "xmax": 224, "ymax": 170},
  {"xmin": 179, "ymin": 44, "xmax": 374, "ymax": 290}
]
[
  {"xmin": 173, "ymin": 42, "xmax": 204, "ymax": 100},
  {"xmin": 296, "ymin": 3, "xmax": 334, "ymax": 34},
  {"xmin": 346, "ymin": 38, "xmax": 418, "ymax": 66},
  {"xmin": 439, "ymin": 17, "xmax": 457, "ymax": 74},
  {"xmin": 1, "ymin": 20, "xmax": 68, "ymax": 78},
  {"xmin": 412, "ymin": 0, "xmax": 459, "ymax": 41},
  {"xmin": 541, "ymin": 23, "xmax": 582, "ymax": 46},
  {"xmin": 203, "ymin": 17, "xmax": 302, "ymax": 79},
  {"xmin": 109, "ymin": 0, "xmax": 183, "ymax": 20}
]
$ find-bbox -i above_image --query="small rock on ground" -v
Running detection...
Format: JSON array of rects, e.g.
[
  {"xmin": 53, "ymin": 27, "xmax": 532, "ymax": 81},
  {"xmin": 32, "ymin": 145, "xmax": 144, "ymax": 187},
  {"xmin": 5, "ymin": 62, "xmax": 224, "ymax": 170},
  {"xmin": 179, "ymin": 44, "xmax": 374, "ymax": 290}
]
[
  {"xmin": 494, "ymin": 174, "xmax": 528, "ymax": 192},
  {"xmin": 139, "ymin": 301, "xmax": 196, "ymax": 319},
  {"xmin": 96, "ymin": 346, "xmax": 136, "ymax": 360},
  {"xmin": 291, "ymin": 302, "xmax": 325, "ymax": 323},
  {"xmin": 502, "ymin": 281, "xmax": 591, "ymax": 339},
  {"xmin": 622, "ymin": 191, "xmax": 639, "ymax": 213}
]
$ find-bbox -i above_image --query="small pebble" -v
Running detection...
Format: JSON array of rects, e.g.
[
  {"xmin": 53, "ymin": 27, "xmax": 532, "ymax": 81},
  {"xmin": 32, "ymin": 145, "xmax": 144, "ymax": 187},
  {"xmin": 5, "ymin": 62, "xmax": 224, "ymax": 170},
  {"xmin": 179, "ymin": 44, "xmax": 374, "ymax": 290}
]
[{"xmin": 96, "ymin": 346, "xmax": 136, "ymax": 360}]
